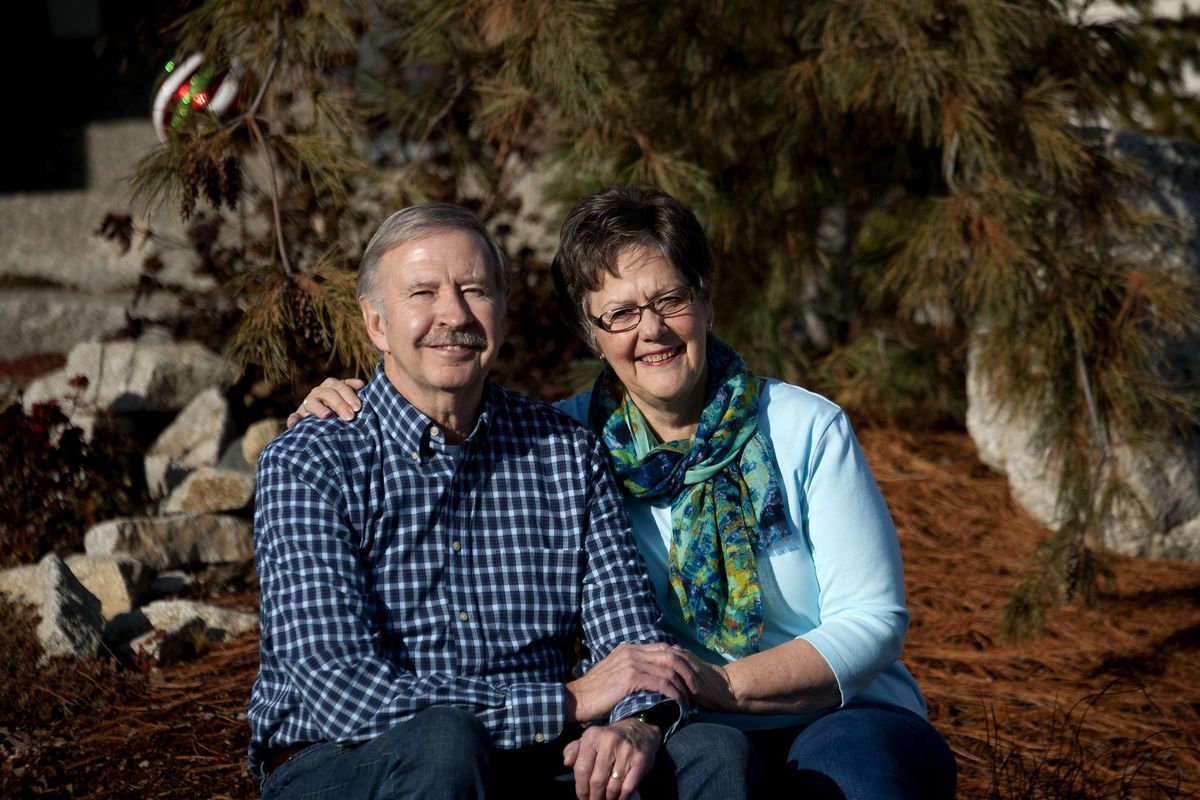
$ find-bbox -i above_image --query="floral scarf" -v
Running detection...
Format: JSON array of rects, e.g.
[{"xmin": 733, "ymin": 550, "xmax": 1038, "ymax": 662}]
[{"xmin": 587, "ymin": 337, "xmax": 790, "ymax": 656}]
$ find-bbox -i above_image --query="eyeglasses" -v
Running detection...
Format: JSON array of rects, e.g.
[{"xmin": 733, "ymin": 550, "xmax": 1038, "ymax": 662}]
[{"xmin": 588, "ymin": 286, "xmax": 700, "ymax": 333}]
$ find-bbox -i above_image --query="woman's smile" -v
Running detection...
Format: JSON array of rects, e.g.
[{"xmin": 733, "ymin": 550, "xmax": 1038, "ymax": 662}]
[{"xmin": 637, "ymin": 346, "xmax": 684, "ymax": 365}]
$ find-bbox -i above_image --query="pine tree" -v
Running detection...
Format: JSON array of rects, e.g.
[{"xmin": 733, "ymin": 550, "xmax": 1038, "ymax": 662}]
[{"xmin": 133, "ymin": 0, "xmax": 1198, "ymax": 635}]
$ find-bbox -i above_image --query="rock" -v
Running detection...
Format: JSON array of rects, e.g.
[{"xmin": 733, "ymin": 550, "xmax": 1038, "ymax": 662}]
[
  {"xmin": 0, "ymin": 564, "xmax": 39, "ymax": 607},
  {"xmin": 241, "ymin": 417, "xmax": 286, "ymax": 468},
  {"xmin": 0, "ymin": 557, "xmax": 137, "ymax": 623},
  {"xmin": 140, "ymin": 599, "xmax": 257, "ymax": 637},
  {"xmin": 148, "ymin": 617, "xmax": 211, "ymax": 666},
  {"xmin": 22, "ymin": 340, "xmax": 232, "ymax": 416},
  {"xmin": 145, "ymin": 388, "xmax": 232, "ymax": 498},
  {"xmin": 218, "ymin": 436, "xmax": 254, "ymax": 473},
  {"xmin": 965, "ymin": 352, "xmax": 1062, "ymax": 528},
  {"xmin": 84, "ymin": 514, "xmax": 253, "ymax": 571},
  {"xmin": 163, "ymin": 467, "xmax": 256, "ymax": 514},
  {"xmin": 1156, "ymin": 515, "xmax": 1200, "ymax": 561},
  {"xmin": 1108, "ymin": 131, "xmax": 1200, "ymax": 265},
  {"xmin": 105, "ymin": 599, "xmax": 257, "ymax": 662},
  {"xmin": 64, "ymin": 554, "xmax": 151, "ymax": 620},
  {"xmin": 0, "ymin": 289, "xmax": 181, "ymax": 362},
  {"xmin": 967, "ymin": 341, "xmax": 1200, "ymax": 561},
  {"xmin": 36, "ymin": 554, "xmax": 104, "ymax": 661}
]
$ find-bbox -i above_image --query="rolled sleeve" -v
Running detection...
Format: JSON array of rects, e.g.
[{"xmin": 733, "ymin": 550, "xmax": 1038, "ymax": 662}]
[{"xmin": 611, "ymin": 693, "xmax": 685, "ymax": 740}]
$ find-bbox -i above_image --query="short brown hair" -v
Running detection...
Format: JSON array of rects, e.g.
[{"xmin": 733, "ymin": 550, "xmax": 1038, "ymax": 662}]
[{"xmin": 551, "ymin": 186, "xmax": 714, "ymax": 350}]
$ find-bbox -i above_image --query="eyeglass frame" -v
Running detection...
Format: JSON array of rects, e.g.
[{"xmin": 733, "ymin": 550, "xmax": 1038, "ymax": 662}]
[{"xmin": 586, "ymin": 285, "xmax": 703, "ymax": 333}]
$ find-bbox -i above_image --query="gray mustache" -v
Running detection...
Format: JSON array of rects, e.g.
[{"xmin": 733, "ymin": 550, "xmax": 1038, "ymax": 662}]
[{"xmin": 417, "ymin": 328, "xmax": 488, "ymax": 349}]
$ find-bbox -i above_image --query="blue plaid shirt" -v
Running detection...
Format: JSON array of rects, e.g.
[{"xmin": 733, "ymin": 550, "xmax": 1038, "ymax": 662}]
[{"xmin": 248, "ymin": 365, "xmax": 677, "ymax": 775}]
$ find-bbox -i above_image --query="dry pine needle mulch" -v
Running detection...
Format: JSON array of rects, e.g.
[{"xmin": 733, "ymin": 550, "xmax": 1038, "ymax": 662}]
[
  {"xmin": 4, "ymin": 426, "xmax": 1199, "ymax": 799},
  {"xmin": 864, "ymin": 427, "xmax": 1200, "ymax": 799}
]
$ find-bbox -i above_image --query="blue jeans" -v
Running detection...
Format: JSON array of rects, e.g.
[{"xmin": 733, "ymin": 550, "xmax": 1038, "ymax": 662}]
[
  {"xmin": 260, "ymin": 706, "xmax": 764, "ymax": 799},
  {"xmin": 744, "ymin": 702, "xmax": 956, "ymax": 800}
]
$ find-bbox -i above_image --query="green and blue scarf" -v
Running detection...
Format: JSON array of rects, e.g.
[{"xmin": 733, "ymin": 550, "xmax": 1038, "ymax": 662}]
[{"xmin": 588, "ymin": 337, "xmax": 790, "ymax": 657}]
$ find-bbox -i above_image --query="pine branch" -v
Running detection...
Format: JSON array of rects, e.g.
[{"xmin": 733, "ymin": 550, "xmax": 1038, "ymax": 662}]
[
  {"xmin": 298, "ymin": 260, "xmax": 377, "ymax": 376},
  {"xmin": 224, "ymin": 272, "xmax": 290, "ymax": 383},
  {"xmin": 245, "ymin": 8, "xmax": 283, "ymax": 120},
  {"xmin": 248, "ymin": 117, "xmax": 293, "ymax": 277}
]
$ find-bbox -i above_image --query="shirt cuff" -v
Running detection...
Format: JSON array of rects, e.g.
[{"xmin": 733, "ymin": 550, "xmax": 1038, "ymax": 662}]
[
  {"xmin": 500, "ymin": 682, "xmax": 568, "ymax": 748},
  {"xmin": 610, "ymin": 691, "xmax": 685, "ymax": 741}
]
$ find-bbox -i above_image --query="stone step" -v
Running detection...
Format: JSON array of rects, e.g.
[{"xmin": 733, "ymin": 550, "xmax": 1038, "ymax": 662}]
[
  {"xmin": 0, "ymin": 287, "xmax": 179, "ymax": 361},
  {"xmin": 0, "ymin": 119, "xmax": 201, "ymax": 293}
]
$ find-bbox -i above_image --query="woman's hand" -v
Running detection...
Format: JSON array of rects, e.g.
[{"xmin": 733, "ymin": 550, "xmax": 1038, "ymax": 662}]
[
  {"xmin": 564, "ymin": 643, "xmax": 697, "ymax": 723},
  {"xmin": 563, "ymin": 717, "xmax": 660, "ymax": 800},
  {"xmin": 286, "ymin": 377, "xmax": 365, "ymax": 428},
  {"xmin": 673, "ymin": 647, "xmax": 738, "ymax": 712}
]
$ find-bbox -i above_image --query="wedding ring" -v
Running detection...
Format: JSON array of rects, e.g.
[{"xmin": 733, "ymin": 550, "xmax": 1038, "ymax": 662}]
[{"xmin": 610, "ymin": 769, "xmax": 624, "ymax": 781}]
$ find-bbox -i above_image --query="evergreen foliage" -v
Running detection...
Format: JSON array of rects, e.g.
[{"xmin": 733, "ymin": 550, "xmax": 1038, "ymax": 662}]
[
  {"xmin": 131, "ymin": 0, "xmax": 376, "ymax": 387},
  {"xmin": 132, "ymin": 0, "xmax": 1199, "ymax": 636}
]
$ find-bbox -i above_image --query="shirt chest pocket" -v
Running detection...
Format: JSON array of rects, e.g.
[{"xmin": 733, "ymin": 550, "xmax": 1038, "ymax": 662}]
[{"xmin": 474, "ymin": 469, "xmax": 586, "ymax": 550}]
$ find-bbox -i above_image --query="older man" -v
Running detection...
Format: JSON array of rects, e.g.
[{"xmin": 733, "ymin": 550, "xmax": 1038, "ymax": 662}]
[{"xmin": 248, "ymin": 204, "xmax": 758, "ymax": 799}]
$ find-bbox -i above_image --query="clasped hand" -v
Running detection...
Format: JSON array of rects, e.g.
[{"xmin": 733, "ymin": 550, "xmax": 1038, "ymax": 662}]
[
  {"xmin": 561, "ymin": 642, "xmax": 738, "ymax": 799},
  {"xmin": 563, "ymin": 717, "xmax": 660, "ymax": 800},
  {"xmin": 564, "ymin": 642, "xmax": 697, "ymax": 722}
]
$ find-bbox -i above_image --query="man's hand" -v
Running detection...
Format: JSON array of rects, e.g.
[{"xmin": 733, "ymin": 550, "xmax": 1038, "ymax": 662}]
[
  {"xmin": 287, "ymin": 377, "xmax": 365, "ymax": 428},
  {"xmin": 564, "ymin": 642, "xmax": 697, "ymax": 723},
  {"xmin": 563, "ymin": 717, "xmax": 660, "ymax": 800}
]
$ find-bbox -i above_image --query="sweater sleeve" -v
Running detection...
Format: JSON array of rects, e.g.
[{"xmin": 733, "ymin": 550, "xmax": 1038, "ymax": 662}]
[{"xmin": 794, "ymin": 411, "xmax": 909, "ymax": 705}]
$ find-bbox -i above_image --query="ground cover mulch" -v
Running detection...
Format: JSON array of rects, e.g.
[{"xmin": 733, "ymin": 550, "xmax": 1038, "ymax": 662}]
[
  {"xmin": 3, "ymin": 425, "xmax": 1198, "ymax": 798},
  {"xmin": 868, "ymin": 428, "xmax": 1200, "ymax": 798}
]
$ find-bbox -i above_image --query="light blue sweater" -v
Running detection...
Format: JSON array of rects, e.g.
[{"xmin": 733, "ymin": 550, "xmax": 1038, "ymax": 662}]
[{"xmin": 555, "ymin": 379, "xmax": 927, "ymax": 730}]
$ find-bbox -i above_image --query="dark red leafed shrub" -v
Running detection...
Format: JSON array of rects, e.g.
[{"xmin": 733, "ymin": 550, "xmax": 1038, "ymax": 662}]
[{"xmin": 0, "ymin": 397, "xmax": 143, "ymax": 569}]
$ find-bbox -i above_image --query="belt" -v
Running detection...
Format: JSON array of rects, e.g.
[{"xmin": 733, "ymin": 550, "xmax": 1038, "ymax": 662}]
[{"xmin": 265, "ymin": 742, "xmax": 317, "ymax": 776}]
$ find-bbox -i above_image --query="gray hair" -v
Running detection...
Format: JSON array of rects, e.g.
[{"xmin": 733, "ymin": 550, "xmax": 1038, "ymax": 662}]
[{"xmin": 357, "ymin": 203, "xmax": 509, "ymax": 310}]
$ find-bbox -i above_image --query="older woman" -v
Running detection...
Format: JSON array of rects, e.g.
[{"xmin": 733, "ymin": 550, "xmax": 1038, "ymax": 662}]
[{"xmin": 293, "ymin": 186, "xmax": 956, "ymax": 799}]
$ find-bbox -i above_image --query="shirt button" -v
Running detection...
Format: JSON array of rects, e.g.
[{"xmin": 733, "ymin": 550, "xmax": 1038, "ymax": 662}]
[
  {"xmin": 458, "ymin": 611, "xmax": 469, "ymax": 622},
  {"xmin": 410, "ymin": 451, "xmax": 419, "ymax": 461},
  {"xmin": 451, "ymin": 541, "xmax": 462, "ymax": 552},
  {"xmin": 430, "ymin": 426, "xmax": 440, "ymax": 438},
  {"xmin": 534, "ymin": 732, "xmax": 545, "ymax": 743}
]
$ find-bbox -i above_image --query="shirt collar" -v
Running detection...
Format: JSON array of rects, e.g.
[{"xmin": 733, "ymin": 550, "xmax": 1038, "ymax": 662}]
[{"xmin": 362, "ymin": 362, "xmax": 495, "ymax": 458}]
